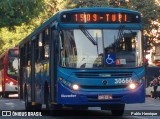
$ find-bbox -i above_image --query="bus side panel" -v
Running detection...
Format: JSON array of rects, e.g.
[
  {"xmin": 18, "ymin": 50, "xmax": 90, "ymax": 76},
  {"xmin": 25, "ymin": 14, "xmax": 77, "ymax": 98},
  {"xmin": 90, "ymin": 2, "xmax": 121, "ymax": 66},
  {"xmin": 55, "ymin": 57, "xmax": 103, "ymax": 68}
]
[
  {"xmin": 35, "ymin": 61, "xmax": 49, "ymax": 104},
  {"xmin": 35, "ymin": 63, "xmax": 44, "ymax": 103},
  {"xmin": 19, "ymin": 45, "xmax": 32, "ymax": 101},
  {"xmin": 23, "ymin": 67, "xmax": 32, "ymax": 102}
]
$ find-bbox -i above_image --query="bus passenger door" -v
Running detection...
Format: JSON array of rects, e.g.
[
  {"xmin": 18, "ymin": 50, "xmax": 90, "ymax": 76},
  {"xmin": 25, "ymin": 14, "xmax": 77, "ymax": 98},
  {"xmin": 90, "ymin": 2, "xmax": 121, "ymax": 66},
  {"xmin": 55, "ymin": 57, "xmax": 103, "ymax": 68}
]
[
  {"xmin": 49, "ymin": 26, "xmax": 59, "ymax": 103},
  {"xmin": 19, "ymin": 47, "xmax": 25, "ymax": 100}
]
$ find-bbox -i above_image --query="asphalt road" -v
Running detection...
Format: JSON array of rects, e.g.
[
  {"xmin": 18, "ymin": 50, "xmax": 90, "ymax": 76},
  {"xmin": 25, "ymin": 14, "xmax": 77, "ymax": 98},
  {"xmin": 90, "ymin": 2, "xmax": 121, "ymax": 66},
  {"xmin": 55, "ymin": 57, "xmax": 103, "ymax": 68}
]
[
  {"xmin": 1, "ymin": 66, "xmax": 160, "ymax": 119},
  {"xmin": 0, "ymin": 94, "xmax": 160, "ymax": 119}
]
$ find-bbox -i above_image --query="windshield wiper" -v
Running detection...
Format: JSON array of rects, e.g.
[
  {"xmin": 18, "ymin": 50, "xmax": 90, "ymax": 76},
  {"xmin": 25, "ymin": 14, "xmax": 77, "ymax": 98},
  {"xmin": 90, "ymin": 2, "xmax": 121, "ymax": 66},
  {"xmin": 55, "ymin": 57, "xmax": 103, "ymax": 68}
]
[
  {"xmin": 117, "ymin": 25, "xmax": 125, "ymax": 41},
  {"xmin": 79, "ymin": 25, "xmax": 97, "ymax": 45},
  {"xmin": 115, "ymin": 25, "xmax": 125, "ymax": 47}
]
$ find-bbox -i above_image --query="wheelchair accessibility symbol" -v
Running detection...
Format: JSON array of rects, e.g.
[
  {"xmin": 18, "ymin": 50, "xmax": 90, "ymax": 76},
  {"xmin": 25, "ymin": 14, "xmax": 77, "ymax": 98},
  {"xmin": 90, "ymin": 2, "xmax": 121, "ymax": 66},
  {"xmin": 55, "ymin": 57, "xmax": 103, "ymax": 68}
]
[{"xmin": 106, "ymin": 54, "xmax": 116, "ymax": 65}]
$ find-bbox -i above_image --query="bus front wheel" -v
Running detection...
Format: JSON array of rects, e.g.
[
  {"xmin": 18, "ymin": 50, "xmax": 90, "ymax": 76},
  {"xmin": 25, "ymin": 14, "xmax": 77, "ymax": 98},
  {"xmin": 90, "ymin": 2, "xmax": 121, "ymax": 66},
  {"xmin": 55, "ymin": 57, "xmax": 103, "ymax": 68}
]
[
  {"xmin": 24, "ymin": 85, "xmax": 32, "ymax": 110},
  {"xmin": 111, "ymin": 104, "xmax": 125, "ymax": 116},
  {"xmin": 3, "ymin": 92, "xmax": 9, "ymax": 98},
  {"xmin": 101, "ymin": 104, "xmax": 125, "ymax": 116},
  {"xmin": 111, "ymin": 109, "xmax": 124, "ymax": 116},
  {"xmin": 44, "ymin": 82, "xmax": 50, "ymax": 110},
  {"xmin": 44, "ymin": 82, "xmax": 62, "ymax": 111},
  {"xmin": 24, "ymin": 85, "xmax": 42, "ymax": 110}
]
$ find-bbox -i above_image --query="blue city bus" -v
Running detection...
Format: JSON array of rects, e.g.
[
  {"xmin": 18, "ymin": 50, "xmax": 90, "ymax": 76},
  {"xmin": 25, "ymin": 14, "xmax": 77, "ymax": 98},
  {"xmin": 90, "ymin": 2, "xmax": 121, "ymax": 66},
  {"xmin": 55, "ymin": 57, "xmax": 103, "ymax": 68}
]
[{"xmin": 18, "ymin": 7, "xmax": 145, "ymax": 116}]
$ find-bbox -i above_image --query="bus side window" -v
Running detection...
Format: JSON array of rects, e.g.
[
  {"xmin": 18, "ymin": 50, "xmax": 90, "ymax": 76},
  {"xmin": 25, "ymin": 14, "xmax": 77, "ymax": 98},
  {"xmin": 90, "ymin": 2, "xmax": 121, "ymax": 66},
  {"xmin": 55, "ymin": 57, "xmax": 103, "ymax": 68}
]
[
  {"xmin": 24, "ymin": 42, "xmax": 31, "ymax": 66},
  {"xmin": 20, "ymin": 47, "xmax": 25, "ymax": 67},
  {"xmin": 37, "ymin": 29, "xmax": 49, "ymax": 61},
  {"xmin": 44, "ymin": 29, "xmax": 49, "ymax": 59},
  {"xmin": 44, "ymin": 45, "xmax": 49, "ymax": 59},
  {"xmin": 38, "ymin": 33, "xmax": 44, "ymax": 61},
  {"xmin": 35, "ymin": 36, "xmax": 39, "ymax": 62},
  {"xmin": 35, "ymin": 35, "xmax": 43, "ymax": 62},
  {"xmin": 28, "ymin": 42, "xmax": 31, "ymax": 66},
  {"xmin": 24, "ymin": 44, "xmax": 28, "ymax": 66}
]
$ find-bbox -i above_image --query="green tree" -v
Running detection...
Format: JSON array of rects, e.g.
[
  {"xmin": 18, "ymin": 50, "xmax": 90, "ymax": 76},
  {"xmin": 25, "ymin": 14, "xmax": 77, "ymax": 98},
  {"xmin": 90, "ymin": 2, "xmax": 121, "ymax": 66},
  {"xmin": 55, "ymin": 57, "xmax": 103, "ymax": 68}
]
[
  {"xmin": 62, "ymin": 0, "xmax": 109, "ymax": 8},
  {"xmin": 0, "ymin": 0, "xmax": 44, "ymax": 29},
  {"xmin": 0, "ymin": 0, "xmax": 159, "ymax": 54},
  {"xmin": 0, "ymin": 0, "xmax": 45, "ymax": 54},
  {"xmin": 107, "ymin": 0, "xmax": 160, "ymax": 46},
  {"xmin": 0, "ymin": 24, "xmax": 35, "ymax": 54}
]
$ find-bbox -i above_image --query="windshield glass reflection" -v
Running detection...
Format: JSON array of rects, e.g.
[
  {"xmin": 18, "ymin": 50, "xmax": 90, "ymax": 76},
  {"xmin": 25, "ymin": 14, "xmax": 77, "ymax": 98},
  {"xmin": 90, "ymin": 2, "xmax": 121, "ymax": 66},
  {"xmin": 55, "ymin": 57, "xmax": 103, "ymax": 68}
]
[{"xmin": 60, "ymin": 29, "xmax": 142, "ymax": 68}]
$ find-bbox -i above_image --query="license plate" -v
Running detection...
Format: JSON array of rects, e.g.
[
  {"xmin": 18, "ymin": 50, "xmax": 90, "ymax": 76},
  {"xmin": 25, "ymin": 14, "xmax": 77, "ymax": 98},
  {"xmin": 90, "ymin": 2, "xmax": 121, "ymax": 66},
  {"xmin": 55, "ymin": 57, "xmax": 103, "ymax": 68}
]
[{"xmin": 98, "ymin": 94, "xmax": 112, "ymax": 100}]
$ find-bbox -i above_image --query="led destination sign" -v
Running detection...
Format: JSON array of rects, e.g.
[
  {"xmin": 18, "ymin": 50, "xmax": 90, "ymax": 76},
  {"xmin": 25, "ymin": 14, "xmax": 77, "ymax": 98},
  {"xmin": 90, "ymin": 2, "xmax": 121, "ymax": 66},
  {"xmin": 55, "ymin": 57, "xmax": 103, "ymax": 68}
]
[{"xmin": 61, "ymin": 12, "xmax": 141, "ymax": 23}]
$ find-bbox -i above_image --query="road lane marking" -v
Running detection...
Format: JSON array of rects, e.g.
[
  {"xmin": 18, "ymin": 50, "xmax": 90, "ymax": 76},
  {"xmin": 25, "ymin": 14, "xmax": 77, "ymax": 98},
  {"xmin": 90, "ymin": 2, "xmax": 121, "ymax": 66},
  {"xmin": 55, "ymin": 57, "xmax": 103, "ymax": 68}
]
[{"xmin": 5, "ymin": 102, "xmax": 15, "ymax": 107}]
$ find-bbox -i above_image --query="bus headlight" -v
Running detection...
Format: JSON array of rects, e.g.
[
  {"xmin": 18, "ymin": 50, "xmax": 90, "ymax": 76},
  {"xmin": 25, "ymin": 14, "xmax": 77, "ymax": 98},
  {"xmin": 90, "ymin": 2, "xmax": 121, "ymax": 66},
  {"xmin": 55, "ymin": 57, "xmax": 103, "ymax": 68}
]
[
  {"xmin": 72, "ymin": 84, "xmax": 79, "ymax": 91},
  {"xmin": 128, "ymin": 78, "xmax": 144, "ymax": 90},
  {"xmin": 129, "ymin": 83, "xmax": 136, "ymax": 89},
  {"xmin": 60, "ymin": 77, "xmax": 80, "ymax": 91}
]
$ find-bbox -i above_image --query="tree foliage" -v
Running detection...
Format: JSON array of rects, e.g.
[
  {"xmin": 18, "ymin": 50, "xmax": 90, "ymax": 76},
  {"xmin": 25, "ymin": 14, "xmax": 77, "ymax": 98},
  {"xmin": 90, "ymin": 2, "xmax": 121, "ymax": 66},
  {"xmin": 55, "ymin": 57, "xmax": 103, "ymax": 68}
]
[
  {"xmin": 106, "ymin": 0, "xmax": 160, "ymax": 46},
  {"xmin": 0, "ymin": 24, "xmax": 35, "ymax": 53},
  {"xmin": 0, "ymin": 0, "xmax": 159, "ymax": 54},
  {"xmin": 0, "ymin": 0, "xmax": 44, "ymax": 29}
]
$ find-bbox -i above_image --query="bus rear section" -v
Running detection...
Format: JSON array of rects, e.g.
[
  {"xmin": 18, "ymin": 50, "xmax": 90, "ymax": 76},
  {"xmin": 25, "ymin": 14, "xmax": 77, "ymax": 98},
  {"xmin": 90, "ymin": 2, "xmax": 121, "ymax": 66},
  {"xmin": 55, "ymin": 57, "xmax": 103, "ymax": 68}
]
[{"xmin": 0, "ymin": 48, "xmax": 19, "ymax": 98}]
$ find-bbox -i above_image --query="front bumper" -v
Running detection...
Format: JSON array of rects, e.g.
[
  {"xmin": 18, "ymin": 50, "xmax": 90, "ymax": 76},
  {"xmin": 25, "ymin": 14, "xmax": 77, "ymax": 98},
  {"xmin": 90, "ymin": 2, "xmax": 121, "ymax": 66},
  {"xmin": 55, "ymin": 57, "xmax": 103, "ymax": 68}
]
[{"xmin": 57, "ymin": 82, "xmax": 145, "ymax": 106}]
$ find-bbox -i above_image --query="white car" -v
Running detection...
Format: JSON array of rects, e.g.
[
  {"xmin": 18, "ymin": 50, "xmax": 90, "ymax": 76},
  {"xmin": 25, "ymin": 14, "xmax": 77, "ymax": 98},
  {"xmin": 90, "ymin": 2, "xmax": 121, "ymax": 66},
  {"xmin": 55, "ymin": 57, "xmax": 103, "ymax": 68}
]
[{"xmin": 146, "ymin": 85, "xmax": 160, "ymax": 97}]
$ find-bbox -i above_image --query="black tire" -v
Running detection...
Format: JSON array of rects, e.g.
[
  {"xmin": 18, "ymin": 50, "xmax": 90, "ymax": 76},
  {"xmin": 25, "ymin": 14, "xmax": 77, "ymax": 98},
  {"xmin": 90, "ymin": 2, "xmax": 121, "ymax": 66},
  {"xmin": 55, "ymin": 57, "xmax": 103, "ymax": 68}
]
[
  {"xmin": 44, "ymin": 82, "xmax": 50, "ymax": 110},
  {"xmin": 24, "ymin": 85, "xmax": 32, "ymax": 110},
  {"xmin": 25, "ymin": 85, "xmax": 42, "ymax": 111},
  {"xmin": 72, "ymin": 106, "xmax": 88, "ymax": 110},
  {"xmin": 3, "ymin": 92, "xmax": 9, "ymax": 98},
  {"xmin": 44, "ymin": 82, "xmax": 62, "ymax": 111},
  {"xmin": 111, "ymin": 104, "xmax": 125, "ymax": 116},
  {"xmin": 111, "ymin": 110, "xmax": 124, "ymax": 116},
  {"xmin": 101, "ymin": 104, "xmax": 125, "ymax": 116}
]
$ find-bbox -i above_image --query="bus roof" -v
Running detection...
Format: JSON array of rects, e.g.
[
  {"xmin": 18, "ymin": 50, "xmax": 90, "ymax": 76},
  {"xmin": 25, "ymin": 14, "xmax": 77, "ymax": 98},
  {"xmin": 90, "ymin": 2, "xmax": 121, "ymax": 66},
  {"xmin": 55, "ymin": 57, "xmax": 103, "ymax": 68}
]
[
  {"xmin": 19, "ymin": 7, "xmax": 141, "ymax": 46},
  {"xmin": 60, "ymin": 7, "xmax": 141, "ymax": 14}
]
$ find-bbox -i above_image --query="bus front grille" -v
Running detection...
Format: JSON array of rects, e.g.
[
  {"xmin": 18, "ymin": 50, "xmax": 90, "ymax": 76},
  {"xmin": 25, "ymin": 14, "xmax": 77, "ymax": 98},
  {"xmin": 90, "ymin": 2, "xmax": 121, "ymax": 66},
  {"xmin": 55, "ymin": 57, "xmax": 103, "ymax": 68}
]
[
  {"xmin": 75, "ymin": 72, "xmax": 132, "ymax": 78},
  {"xmin": 80, "ymin": 85, "xmax": 128, "ymax": 89}
]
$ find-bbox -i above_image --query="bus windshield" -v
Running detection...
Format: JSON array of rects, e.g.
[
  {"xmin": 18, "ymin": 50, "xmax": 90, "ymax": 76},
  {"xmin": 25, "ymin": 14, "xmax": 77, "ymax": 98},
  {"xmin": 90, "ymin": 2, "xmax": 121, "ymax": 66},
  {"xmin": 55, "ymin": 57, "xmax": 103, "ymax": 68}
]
[
  {"xmin": 60, "ymin": 29, "xmax": 142, "ymax": 68},
  {"xmin": 7, "ymin": 57, "xmax": 18, "ymax": 77}
]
